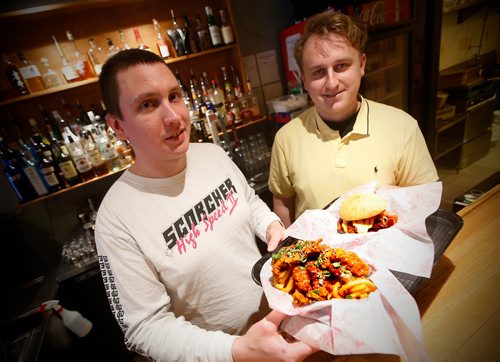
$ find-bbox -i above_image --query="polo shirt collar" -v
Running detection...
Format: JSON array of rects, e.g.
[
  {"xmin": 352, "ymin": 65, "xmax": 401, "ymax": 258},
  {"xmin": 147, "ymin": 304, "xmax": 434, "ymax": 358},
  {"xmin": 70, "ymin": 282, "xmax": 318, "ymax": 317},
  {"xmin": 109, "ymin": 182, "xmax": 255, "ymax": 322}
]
[{"xmin": 313, "ymin": 95, "xmax": 369, "ymax": 137}]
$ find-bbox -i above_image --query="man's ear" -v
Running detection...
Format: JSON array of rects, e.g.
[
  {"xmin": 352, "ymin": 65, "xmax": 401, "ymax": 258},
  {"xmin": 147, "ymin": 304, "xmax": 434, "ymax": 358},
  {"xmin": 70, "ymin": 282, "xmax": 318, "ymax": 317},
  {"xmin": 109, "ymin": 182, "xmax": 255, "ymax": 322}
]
[
  {"xmin": 106, "ymin": 113, "xmax": 127, "ymax": 140},
  {"xmin": 300, "ymin": 71, "xmax": 308, "ymax": 92},
  {"xmin": 360, "ymin": 53, "xmax": 367, "ymax": 77}
]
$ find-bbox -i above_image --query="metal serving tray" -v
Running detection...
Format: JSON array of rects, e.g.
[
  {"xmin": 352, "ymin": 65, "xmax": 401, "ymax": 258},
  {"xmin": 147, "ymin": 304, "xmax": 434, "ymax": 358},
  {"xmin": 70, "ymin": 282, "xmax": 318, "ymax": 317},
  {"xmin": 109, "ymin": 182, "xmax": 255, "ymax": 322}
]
[{"xmin": 251, "ymin": 208, "xmax": 463, "ymax": 295}]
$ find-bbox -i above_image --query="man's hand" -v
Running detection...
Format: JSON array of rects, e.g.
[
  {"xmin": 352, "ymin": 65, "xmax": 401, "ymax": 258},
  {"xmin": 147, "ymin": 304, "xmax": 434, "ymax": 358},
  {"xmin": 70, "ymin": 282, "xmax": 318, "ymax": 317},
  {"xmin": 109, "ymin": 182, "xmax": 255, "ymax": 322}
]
[
  {"xmin": 232, "ymin": 310, "xmax": 317, "ymax": 362},
  {"xmin": 265, "ymin": 220, "xmax": 285, "ymax": 252}
]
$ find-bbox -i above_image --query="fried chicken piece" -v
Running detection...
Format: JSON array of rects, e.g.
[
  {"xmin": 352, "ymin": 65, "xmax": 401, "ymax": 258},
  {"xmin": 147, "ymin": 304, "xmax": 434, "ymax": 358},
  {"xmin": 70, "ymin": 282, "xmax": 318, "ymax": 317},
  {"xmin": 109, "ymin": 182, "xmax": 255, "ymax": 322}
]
[
  {"xmin": 292, "ymin": 266, "xmax": 311, "ymax": 292},
  {"xmin": 335, "ymin": 248, "xmax": 371, "ymax": 277}
]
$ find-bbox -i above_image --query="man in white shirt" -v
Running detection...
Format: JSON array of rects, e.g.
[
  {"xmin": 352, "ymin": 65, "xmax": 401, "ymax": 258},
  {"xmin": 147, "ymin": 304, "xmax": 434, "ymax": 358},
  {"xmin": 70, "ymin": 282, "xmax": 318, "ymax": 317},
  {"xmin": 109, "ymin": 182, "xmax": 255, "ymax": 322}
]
[{"xmin": 95, "ymin": 48, "xmax": 315, "ymax": 361}]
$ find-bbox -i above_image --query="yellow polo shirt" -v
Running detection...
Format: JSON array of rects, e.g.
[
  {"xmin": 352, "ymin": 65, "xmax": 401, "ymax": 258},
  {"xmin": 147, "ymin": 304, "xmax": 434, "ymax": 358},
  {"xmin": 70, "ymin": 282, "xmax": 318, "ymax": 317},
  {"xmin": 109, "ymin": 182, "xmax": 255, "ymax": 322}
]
[{"xmin": 268, "ymin": 96, "xmax": 438, "ymax": 219}]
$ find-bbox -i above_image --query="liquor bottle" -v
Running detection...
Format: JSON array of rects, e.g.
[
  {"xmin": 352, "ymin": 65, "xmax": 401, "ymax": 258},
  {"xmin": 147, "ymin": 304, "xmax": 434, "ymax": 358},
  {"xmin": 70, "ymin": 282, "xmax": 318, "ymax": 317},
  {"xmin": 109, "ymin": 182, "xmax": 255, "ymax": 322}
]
[
  {"xmin": 152, "ymin": 19, "xmax": 171, "ymax": 59},
  {"xmin": 206, "ymin": 110, "xmax": 220, "ymax": 145},
  {"xmin": 211, "ymin": 78, "xmax": 226, "ymax": 113},
  {"xmin": 190, "ymin": 112, "xmax": 210, "ymax": 142},
  {"xmin": 81, "ymin": 129, "xmax": 108, "ymax": 176},
  {"xmin": 17, "ymin": 51, "xmax": 45, "ymax": 93},
  {"xmin": 118, "ymin": 30, "xmax": 131, "ymax": 50},
  {"xmin": 175, "ymin": 69, "xmax": 192, "ymax": 110},
  {"xmin": 113, "ymin": 135, "xmax": 133, "ymax": 168},
  {"xmin": 65, "ymin": 134, "xmax": 95, "ymax": 181},
  {"xmin": 39, "ymin": 104, "xmax": 62, "ymax": 140},
  {"xmin": 50, "ymin": 134, "xmax": 81, "ymax": 187},
  {"xmin": 40, "ymin": 57, "xmax": 63, "ymax": 89},
  {"xmin": 133, "ymin": 27, "xmax": 151, "ymax": 51},
  {"xmin": 87, "ymin": 38, "xmax": 105, "ymax": 75},
  {"xmin": 52, "ymin": 35, "xmax": 82, "ymax": 83},
  {"xmin": 199, "ymin": 74, "xmax": 209, "ymax": 102},
  {"xmin": 166, "ymin": 11, "xmax": 187, "ymax": 56},
  {"xmin": 28, "ymin": 118, "xmax": 52, "ymax": 158},
  {"xmin": 226, "ymin": 111, "xmax": 241, "ymax": 146},
  {"xmin": 76, "ymin": 100, "xmax": 95, "ymax": 136},
  {"xmin": 65, "ymin": 30, "xmax": 94, "ymax": 79},
  {"xmin": 88, "ymin": 104, "xmax": 106, "ymax": 131},
  {"xmin": 189, "ymin": 69, "xmax": 202, "ymax": 110},
  {"xmin": 215, "ymin": 111, "xmax": 233, "ymax": 155},
  {"xmin": 97, "ymin": 125, "xmax": 121, "ymax": 172},
  {"xmin": 0, "ymin": 51, "xmax": 29, "ymax": 97},
  {"xmin": 240, "ymin": 78, "xmax": 260, "ymax": 121},
  {"xmin": 51, "ymin": 110, "xmax": 71, "ymax": 139},
  {"xmin": 195, "ymin": 14, "xmax": 212, "ymax": 51},
  {"xmin": 106, "ymin": 38, "xmax": 120, "ymax": 59},
  {"xmin": 182, "ymin": 13, "xmax": 198, "ymax": 54},
  {"xmin": 18, "ymin": 138, "xmax": 50, "ymax": 196},
  {"xmin": 219, "ymin": 9, "xmax": 235, "ymax": 45},
  {"xmin": 197, "ymin": 101, "xmax": 210, "ymax": 135},
  {"xmin": 29, "ymin": 124, "xmax": 64, "ymax": 192},
  {"xmin": 36, "ymin": 145, "xmax": 64, "ymax": 192},
  {"xmin": 8, "ymin": 113, "xmax": 28, "ymax": 144},
  {"xmin": 202, "ymin": 72, "xmax": 211, "ymax": 92},
  {"xmin": 205, "ymin": 6, "xmax": 222, "ymax": 47},
  {"xmin": 230, "ymin": 65, "xmax": 243, "ymax": 99},
  {"xmin": 60, "ymin": 98, "xmax": 82, "ymax": 137},
  {"xmin": 228, "ymin": 97, "xmax": 242, "ymax": 124},
  {"xmin": 220, "ymin": 66, "xmax": 233, "ymax": 101},
  {"xmin": 0, "ymin": 133, "xmax": 37, "ymax": 202}
]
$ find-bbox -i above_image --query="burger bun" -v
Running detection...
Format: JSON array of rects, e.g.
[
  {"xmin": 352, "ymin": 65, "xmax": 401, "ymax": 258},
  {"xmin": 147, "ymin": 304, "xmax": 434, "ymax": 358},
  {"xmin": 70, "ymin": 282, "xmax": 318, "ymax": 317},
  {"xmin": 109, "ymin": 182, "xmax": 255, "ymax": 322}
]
[{"xmin": 339, "ymin": 193, "xmax": 387, "ymax": 221}]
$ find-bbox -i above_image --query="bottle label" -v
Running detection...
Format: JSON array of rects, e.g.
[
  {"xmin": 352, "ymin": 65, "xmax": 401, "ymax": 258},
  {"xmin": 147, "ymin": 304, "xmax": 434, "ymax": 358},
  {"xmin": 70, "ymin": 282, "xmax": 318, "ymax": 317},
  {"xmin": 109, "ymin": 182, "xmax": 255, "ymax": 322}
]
[
  {"xmin": 59, "ymin": 160, "xmax": 79, "ymax": 179},
  {"xmin": 158, "ymin": 43, "xmax": 170, "ymax": 58},
  {"xmin": 74, "ymin": 59, "xmax": 93, "ymax": 79},
  {"xmin": 62, "ymin": 65, "xmax": 80, "ymax": 82},
  {"xmin": 221, "ymin": 26, "xmax": 234, "ymax": 44},
  {"xmin": 93, "ymin": 64, "xmax": 102, "ymax": 75},
  {"xmin": 23, "ymin": 166, "xmax": 49, "ymax": 196},
  {"xmin": 72, "ymin": 155, "xmax": 93, "ymax": 172},
  {"xmin": 100, "ymin": 142, "xmax": 117, "ymax": 159},
  {"xmin": 42, "ymin": 150, "xmax": 53, "ymax": 160},
  {"xmin": 19, "ymin": 65, "xmax": 41, "ymax": 79},
  {"xmin": 208, "ymin": 26, "xmax": 222, "ymax": 46},
  {"xmin": 41, "ymin": 167, "xmax": 60, "ymax": 187},
  {"xmin": 7, "ymin": 69, "xmax": 29, "ymax": 94},
  {"xmin": 86, "ymin": 148, "xmax": 104, "ymax": 166}
]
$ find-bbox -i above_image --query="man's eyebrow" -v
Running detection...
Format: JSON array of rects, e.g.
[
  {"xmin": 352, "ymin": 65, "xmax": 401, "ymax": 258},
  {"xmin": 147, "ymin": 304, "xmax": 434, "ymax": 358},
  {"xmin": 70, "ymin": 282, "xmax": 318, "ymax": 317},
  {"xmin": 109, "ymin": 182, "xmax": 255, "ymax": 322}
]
[
  {"xmin": 308, "ymin": 56, "xmax": 354, "ymax": 69},
  {"xmin": 129, "ymin": 92, "xmax": 157, "ymax": 105}
]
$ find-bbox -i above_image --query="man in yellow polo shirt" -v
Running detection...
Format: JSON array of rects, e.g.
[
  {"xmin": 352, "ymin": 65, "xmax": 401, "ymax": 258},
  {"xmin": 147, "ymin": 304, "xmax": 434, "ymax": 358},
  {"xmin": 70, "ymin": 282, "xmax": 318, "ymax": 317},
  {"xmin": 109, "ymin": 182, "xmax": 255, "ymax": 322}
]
[{"xmin": 268, "ymin": 11, "xmax": 438, "ymax": 227}]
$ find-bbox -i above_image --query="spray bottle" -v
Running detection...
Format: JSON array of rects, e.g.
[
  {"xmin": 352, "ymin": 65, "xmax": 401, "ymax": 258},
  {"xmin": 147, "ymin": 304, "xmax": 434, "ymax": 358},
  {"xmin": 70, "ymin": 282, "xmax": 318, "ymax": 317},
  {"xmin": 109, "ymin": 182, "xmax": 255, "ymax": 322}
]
[{"xmin": 40, "ymin": 300, "xmax": 93, "ymax": 337}]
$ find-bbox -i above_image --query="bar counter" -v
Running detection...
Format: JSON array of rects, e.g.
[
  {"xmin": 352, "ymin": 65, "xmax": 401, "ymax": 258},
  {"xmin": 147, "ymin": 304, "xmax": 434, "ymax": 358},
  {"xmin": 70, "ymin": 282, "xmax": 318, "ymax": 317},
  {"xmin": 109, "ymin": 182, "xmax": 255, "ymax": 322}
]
[
  {"xmin": 414, "ymin": 183, "xmax": 500, "ymax": 361},
  {"xmin": 332, "ymin": 184, "xmax": 500, "ymax": 362}
]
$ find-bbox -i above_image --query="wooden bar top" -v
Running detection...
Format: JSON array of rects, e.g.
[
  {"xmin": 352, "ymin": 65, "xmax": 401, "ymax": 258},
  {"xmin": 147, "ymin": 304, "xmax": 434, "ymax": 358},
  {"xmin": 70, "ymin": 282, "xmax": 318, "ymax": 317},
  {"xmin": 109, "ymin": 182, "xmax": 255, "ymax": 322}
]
[{"xmin": 414, "ymin": 183, "xmax": 500, "ymax": 361}]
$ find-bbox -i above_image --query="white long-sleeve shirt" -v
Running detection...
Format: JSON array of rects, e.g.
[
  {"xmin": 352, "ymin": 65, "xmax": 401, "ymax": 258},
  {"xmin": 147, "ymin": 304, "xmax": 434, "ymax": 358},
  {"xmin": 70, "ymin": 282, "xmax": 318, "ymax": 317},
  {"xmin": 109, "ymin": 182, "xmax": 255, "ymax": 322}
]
[{"xmin": 95, "ymin": 143, "xmax": 279, "ymax": 361}]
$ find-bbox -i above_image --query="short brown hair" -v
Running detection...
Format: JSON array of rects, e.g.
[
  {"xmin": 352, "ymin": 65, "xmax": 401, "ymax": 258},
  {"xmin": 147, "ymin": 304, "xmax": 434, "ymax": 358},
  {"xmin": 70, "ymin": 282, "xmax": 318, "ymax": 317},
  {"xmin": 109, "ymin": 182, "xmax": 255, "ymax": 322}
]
[
  {"xmin": 294, "ymin": 11, "xmax": 368, "ymax": 73},
  {"xmin": 99, "ymin": 48, "xmax": 169, "ymax": 119}
]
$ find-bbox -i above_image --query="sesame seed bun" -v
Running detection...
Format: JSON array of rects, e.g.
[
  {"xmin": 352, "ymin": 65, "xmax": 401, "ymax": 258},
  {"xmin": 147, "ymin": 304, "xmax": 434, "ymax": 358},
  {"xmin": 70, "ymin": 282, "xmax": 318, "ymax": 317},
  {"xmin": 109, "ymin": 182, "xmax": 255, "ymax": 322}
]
[{"xmin": 339, "ymin": 193, "xmax": 387, "ymax": 221}]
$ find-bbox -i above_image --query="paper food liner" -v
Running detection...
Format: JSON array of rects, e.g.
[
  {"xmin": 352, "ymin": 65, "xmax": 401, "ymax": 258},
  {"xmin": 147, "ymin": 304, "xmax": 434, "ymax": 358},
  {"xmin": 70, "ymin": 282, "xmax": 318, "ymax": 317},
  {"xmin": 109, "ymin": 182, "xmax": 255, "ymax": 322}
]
[
  {"xmin": 285, "ymin": 181, "xmax": 443, "ymax": 277},
  {"xmin": 262, "ymin": 181, "xmax": 441, "ymax": 360}
]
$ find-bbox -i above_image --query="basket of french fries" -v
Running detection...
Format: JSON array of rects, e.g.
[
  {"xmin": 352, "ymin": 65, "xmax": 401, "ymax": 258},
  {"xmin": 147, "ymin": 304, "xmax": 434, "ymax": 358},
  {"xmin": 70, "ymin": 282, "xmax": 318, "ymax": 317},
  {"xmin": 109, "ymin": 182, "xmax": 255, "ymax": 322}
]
[
  {"xmin": 260, "ymin": 181, "xmax": 444, "ymax": 359},
  {"xmin": 271, "ymin": 239, "xmax": 377, "ymax": 305}
]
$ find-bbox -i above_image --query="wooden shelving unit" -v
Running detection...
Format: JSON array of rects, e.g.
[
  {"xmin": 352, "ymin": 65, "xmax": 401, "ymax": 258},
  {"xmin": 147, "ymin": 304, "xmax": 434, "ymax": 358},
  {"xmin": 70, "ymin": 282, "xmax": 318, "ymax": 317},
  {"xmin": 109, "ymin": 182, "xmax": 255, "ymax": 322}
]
[{"xmin": 0, "ymin": 0, "xmax": 269, "ymax": 208}]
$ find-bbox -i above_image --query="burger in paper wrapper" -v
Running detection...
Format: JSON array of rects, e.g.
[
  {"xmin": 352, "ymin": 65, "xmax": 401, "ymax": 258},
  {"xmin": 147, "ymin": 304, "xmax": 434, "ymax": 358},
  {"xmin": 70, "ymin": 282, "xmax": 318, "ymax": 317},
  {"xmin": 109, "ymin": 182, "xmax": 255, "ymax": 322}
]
[{"xmin": 337, "ymin": 193, "xmax": 398, "ymax": 234}]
